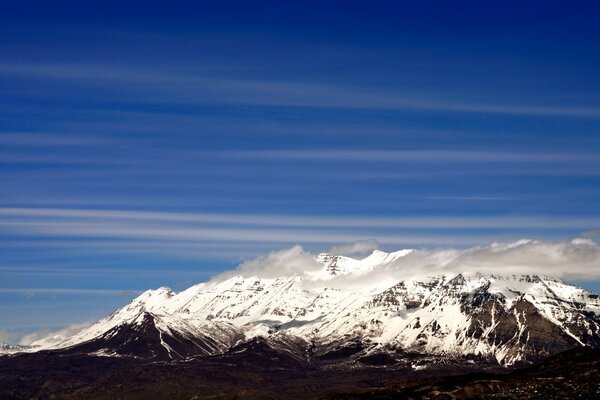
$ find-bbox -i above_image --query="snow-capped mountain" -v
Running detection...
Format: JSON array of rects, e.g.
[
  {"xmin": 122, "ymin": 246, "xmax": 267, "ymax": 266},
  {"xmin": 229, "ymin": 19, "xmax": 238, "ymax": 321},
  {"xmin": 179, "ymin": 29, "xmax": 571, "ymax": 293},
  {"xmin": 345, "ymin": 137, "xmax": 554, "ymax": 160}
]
[
  {"xmin": 0, "ymin": 344, "xmax": 30, "ymax": 354},
  {"xmin": 17, "ymin": 248, "xmax": 600, "ymax": 366}
]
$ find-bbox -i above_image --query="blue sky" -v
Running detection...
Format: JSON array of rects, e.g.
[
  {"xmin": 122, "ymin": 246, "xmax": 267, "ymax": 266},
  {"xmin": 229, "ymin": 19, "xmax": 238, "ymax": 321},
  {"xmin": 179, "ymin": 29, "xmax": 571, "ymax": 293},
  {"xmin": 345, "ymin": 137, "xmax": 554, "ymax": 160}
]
[{"xmin": 1, "ymin": 1, "xmax": 600, "ymax": 340}]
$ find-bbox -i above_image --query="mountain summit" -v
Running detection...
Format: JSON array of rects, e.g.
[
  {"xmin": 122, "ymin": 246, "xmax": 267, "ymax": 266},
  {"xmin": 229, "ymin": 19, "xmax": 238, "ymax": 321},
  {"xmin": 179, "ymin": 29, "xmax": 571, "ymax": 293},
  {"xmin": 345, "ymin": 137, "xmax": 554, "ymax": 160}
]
[{"xmin": 11, "ymin": 249, "xmax": 600, "ymax": 367}]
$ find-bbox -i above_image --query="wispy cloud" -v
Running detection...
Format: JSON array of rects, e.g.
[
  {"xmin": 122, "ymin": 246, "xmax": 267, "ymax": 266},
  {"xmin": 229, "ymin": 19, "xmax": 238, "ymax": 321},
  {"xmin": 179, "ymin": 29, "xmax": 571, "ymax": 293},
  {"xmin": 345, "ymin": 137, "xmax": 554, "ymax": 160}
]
[
  {"xmin": 0, "ymin": 330, "xmax": 19, "ymax": 345},
  {"xmin": 0, "ymin": 132, "xmax": 109, "ymax": 146},
  {"xmin": 0, "ymin": 153, "xmax": 126, "ymax": 165},
  {"xmin": 217, "ymin": 149, "xmax": 597, "ymax": 163},
  {"xmin": 1, "ymin": 207, "xmax": 598, "ymax": 230},
  {"xmin": 0, "ymin": 219, "xmax": 488, "ymax": 246},
  {"xmin": 18, "ymin": 322, "xmax": 93, "ymax": 346},
  {"xmin": 0, "ymin": 265, "xmax": 213, "ymax": 277},
  {"xmin": 423, "ymin": 195, "xmax": 515, "ymax": 201},
  {"xmin": 3, "ymin": 62, "xmax": 600, "ymax": 118},
  {"xmin": 0, "ymin": 207, "xmax": 599, "ymax": 260},
  {"xmin": 0, "ymin": 288, "xmax": 141, "ymax": 296}
]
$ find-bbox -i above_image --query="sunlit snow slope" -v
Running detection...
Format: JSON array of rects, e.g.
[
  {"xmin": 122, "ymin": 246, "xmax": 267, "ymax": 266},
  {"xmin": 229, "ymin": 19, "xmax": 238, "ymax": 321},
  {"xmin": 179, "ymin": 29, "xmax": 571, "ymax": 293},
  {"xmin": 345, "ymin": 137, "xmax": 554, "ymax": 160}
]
[{"xmin": 20, "ymin": 248, "xmax": 600, "ymax": 365}]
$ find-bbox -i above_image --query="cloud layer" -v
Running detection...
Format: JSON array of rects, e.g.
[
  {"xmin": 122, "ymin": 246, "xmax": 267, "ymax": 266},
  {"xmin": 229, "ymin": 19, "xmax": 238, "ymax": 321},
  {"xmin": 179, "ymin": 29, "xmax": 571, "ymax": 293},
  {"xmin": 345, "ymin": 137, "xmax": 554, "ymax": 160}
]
[
  {"xmin": 3, "ymin": 62, "xmax": 600, "ymax": 118},
  {"xmin": 2, "ymin": 207, "xmax": 600, "ymax": 261},
  {"xmin": 18, "ymin": 322, "xmax": 92, "ymax": 347},
  {"xmin": 226, "ymin": 238, "xmax": 600, "ymax": 288}
]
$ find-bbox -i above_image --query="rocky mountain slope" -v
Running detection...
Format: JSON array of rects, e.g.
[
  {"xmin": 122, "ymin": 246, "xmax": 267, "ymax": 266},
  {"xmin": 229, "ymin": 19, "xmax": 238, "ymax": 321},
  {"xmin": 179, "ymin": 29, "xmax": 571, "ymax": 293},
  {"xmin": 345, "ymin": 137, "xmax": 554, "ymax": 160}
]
[{"xmin": 9, "ymin": 248, "xmax": 600, "ymax": 367}]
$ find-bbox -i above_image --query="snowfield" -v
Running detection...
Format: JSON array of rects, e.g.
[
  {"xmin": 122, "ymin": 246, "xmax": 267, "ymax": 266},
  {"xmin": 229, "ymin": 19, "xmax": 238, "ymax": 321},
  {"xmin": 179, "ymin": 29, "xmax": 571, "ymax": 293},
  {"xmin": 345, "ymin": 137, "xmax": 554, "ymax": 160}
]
[{"xmin": 11, "ymin": 244, "xmax": 600, "ymax": 366}]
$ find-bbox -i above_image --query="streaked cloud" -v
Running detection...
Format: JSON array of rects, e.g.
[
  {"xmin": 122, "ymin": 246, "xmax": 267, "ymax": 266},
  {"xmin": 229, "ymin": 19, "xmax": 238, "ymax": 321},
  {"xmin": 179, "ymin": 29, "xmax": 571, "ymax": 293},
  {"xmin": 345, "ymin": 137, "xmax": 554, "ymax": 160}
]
[
  {"xmin": 423, "ymin": 195, "xmax": 515, "ymax": 201},
  {"xmin": 0, "ymin": 288, "xmax": 141, "ymax": 296},
  {"xmin": 0, "ymin": 219, "xmax": 488, "ymax": 246},
  {"xmin": 0, "ymin": 132, "xmax": 109, "ymax": 146},
  {"xmin": 0, "ymin": 207, "xmax": 598, "ymax": 230},
  {"xmin": 0, "ymin": 265, "xmax": 213, "ymax": 277},
  {"xmin": 218, "ymin": 149, "xmax": 597, "ymax": 163},
  {"xmin": 3, "ymin": 62, "xmax": 600, "ymax": 118},
  {"xmin": 0, "ymin": 207, "xmax": 599, "ymax": 261}
]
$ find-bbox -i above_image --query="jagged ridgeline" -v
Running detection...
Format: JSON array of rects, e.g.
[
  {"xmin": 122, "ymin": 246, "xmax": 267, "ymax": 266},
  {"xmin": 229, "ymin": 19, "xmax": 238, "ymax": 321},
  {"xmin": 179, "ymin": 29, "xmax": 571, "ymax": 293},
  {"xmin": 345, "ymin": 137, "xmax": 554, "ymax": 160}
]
[{"xmin": 6, "ymin": 249, "xmax": 600, "ymax": 368}]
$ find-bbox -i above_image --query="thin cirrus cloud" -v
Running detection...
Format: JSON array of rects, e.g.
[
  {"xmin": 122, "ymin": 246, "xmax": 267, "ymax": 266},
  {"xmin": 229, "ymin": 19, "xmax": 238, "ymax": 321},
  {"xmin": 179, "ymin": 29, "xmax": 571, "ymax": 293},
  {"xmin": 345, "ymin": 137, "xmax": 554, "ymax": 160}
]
[
  {"xmin": 1, "ymin": 207, "xmax": 600, "ymax": 229},
  {"xmin": 0, "ymin": 265, "xmax": 214, "ymax": 277},
  {"xmin": 0, "ymin": 288, "xmax": 141, "ymax": 296},
  {"xmin": 0, "ymin": 153, "xmax": 130, "ymax": 165},
  {"xmin": 0, "ymin": 207, "xmax": 599, "ymax": 261},
  {"xmin": 423, "ymin": 196, "xmax": 515, "ymax": 201},
  {"xmin": 214, "ymin": 149, "xmax": 597, "ymax": 163},
  {"xmin": 0, "ymin": 219, "xmax": 492, "ymax": 246},
  {"xmin": 2, "ymin": 62, "xmax": 600, "ymax": 118},
  {"xmin": 1, "ymin": 149, "xmax": 599, "ymax": 180},
  {"xmin": 0, "ymin": 132, "xmax": 109, "ymax": 146}
]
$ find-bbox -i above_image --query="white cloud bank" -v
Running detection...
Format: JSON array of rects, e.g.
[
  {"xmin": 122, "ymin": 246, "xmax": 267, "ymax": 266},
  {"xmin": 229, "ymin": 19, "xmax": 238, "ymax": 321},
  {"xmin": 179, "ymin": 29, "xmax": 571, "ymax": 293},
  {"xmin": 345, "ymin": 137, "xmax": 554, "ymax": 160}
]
[
  {"xmin": 18, "ymin": 322, "xmax": 93, "ymax": 346},
  {"xmin": 220, "ymin": 245, "xmax": 322, "ymax": 279},
  {"xmin": 226, "ymin": 238, "xmax": 600, "ymax": 285},
  {"xmin": 0, "ymin": 323, "xmax": 93, "ymax": 347},
  {"xmin": 0, "ymin": 330, "xmax": 19, "ymax": 346}
]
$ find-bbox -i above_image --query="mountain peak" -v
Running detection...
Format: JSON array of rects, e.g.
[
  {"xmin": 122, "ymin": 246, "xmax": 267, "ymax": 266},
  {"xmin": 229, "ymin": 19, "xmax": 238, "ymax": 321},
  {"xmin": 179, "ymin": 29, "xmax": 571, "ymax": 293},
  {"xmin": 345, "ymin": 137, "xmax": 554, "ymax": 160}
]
[
  {"xmin": 133, "ymin": 287, "xmax": 175, "ymax": 308},
  {"xmin": 314, "ymin": 248, "xmax": 415, "ymax": 278},
  {"xmin": 10, "ymin": 248, "xmax": 600, "ymax": 367},
  {"xmin": 363, "ymin": 248, "xmax": 414, "ymax": 264}
]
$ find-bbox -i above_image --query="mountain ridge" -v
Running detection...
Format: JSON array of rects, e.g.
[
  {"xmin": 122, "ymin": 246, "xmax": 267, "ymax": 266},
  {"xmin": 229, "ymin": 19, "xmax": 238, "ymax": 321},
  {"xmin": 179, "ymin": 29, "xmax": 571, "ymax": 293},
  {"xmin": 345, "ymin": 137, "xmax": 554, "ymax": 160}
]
[{"xmin": 6, "ymin": 248, "xmax": 600, "ymax": 368}]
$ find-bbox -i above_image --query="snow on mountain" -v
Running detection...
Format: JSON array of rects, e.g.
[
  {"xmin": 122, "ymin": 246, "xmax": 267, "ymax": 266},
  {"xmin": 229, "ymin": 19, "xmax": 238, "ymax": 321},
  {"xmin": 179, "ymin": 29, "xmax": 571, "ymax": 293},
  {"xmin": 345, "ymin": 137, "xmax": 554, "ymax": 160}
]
[
  {"xmin": 313, "ymin": 248, "xmax": 413, "ymax": 278},
  {"xmin": 18, "ymin": 248, "xmax": 600, "ymax": 365},
  {"xmin": 0, "ymin": 344, "xmax": 30, "ymax": 354},
  {"xmin": 27, "ymin": 286, "xmax": 176, "ymax": 350}
]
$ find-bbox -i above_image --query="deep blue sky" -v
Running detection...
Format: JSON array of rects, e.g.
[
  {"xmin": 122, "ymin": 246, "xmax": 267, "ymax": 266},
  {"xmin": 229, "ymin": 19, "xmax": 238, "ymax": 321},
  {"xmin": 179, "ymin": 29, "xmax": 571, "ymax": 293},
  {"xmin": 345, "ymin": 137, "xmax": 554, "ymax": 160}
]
[{"xmin": 1, "ymin": 1, "xmax": 600, "ymax": 339}]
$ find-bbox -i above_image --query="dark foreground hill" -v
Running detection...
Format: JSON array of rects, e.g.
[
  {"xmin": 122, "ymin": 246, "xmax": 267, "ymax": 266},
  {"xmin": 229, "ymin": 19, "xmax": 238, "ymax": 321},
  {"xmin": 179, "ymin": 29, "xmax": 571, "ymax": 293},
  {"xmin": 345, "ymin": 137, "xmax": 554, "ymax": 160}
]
[
  {"xmin": 331, "ymin": 347, "xmax": 600, "ymax": 400},
  {"xmin": 1, "ymin": 344, "xmax": 599, "ymax": 400}
]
